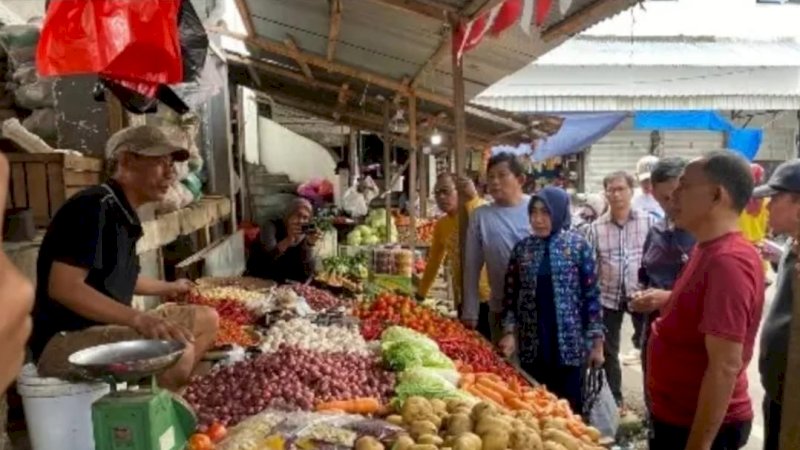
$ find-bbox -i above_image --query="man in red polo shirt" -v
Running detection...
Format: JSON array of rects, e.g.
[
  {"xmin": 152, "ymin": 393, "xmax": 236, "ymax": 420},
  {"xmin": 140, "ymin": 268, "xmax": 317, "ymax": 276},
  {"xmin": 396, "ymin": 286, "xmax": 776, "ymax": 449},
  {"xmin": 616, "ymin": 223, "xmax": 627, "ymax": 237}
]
[{"xmin": 647, "ymin": 151, "xmax": 765, "ymax": 450}]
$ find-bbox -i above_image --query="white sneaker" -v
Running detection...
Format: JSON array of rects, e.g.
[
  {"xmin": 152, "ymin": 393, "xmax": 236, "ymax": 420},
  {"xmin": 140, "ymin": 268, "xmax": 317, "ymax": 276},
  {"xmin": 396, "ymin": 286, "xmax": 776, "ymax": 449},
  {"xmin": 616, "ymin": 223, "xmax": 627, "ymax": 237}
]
[{"xmin": 621, "ymin": 349, "xmax": 641, "ymax": 366}]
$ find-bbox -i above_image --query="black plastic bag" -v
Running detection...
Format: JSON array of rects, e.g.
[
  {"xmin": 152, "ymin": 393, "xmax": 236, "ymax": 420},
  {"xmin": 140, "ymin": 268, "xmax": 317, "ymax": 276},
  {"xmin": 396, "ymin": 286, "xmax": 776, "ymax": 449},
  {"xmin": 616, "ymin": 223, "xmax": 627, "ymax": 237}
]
[{"xmin": 178, "ymin": 0, "xmax": 209, "ymax": 83}]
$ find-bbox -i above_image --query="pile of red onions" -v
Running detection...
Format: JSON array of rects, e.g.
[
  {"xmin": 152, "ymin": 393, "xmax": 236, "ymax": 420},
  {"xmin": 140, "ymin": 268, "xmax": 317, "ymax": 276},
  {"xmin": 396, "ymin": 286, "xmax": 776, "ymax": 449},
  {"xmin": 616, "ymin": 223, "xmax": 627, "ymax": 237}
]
[
  {"xmin": 184, "ymin": 345, "xmax": 395, "ymax": 427},
  {"xmin": 289, "ymin": 283, "xmax": 345, "ymax": 311}
]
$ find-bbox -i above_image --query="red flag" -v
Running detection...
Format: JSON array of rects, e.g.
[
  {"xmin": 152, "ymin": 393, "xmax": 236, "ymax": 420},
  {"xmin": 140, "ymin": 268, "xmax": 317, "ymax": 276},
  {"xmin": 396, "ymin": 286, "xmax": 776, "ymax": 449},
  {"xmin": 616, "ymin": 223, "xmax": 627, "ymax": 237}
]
[
  {"xmin": 535, "ymin": 0, "xmax": 554, "ymax": 26},
  {"xmin": 453, "ymin": 0, "xmax": 524, "ymax": 62}
]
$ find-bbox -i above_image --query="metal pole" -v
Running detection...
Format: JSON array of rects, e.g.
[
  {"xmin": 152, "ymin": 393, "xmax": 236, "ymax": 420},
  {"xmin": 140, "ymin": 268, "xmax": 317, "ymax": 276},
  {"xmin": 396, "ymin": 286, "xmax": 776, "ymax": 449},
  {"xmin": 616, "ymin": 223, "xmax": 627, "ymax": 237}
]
[
  {"xmin": 409, "ymin": 94, "xmax": 418, "ymax": 253},
  {"xmin": 383, "ymin": 102, "xmax": 392, "ymax": 241},
  {"xmin": 452, "ymin": 32, "xmax": 467, "ymax": 306}
]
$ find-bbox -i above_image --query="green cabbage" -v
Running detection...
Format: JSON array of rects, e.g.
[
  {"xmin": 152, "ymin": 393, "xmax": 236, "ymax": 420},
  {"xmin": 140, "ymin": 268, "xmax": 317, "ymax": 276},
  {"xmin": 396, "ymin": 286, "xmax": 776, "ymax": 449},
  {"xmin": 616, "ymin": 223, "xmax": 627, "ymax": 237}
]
[
  {"xmin": 382, "ymin": 340, "xmax": 455, "ymax": 372},
  {"xmin": 399, "ymin": 366, "xmax": 461, "ymax": 388},
  {"xmin": 381, "ymin": 326, "xmax": 438, "ymax": 351}
]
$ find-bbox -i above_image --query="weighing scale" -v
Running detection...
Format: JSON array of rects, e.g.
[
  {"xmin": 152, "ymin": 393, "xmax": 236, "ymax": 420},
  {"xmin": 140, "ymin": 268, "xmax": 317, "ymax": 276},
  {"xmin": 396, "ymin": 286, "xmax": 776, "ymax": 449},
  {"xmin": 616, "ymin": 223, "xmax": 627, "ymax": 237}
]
[{"xmin": 68, "ymin": 340, "xmax": 197, "ymax": 450}]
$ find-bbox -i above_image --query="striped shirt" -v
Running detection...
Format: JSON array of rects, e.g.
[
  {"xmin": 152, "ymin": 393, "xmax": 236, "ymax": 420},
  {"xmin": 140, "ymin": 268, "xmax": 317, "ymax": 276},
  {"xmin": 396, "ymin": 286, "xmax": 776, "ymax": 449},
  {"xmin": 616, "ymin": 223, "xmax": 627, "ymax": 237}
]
[{"xmin": 587, "ymin": 209, "xmax": 655, "ymax": 310}]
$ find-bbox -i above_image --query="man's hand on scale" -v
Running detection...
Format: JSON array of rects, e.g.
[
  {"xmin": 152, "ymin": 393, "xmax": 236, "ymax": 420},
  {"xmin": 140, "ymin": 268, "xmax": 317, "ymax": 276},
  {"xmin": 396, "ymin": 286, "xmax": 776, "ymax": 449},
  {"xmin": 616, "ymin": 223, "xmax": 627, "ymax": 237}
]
[{"xmin": 132, "ymin": 313, "xmax": 194, "ymax": 344}]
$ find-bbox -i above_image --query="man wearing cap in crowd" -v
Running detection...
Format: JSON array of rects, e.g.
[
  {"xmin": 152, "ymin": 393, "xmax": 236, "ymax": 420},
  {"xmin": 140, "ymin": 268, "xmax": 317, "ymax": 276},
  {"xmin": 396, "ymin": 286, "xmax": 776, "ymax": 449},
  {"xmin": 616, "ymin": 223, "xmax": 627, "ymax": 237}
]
[
  {"xmin": 754, "ymin": 159, "xmax": 800, "ymax": 450},
  {"xmin": 633, "ymin": 155, "xmax": 665, "ymax": 220},
  {"xmin": 30, "ymin": 125, "xmax": 219, "ymax": 391}
]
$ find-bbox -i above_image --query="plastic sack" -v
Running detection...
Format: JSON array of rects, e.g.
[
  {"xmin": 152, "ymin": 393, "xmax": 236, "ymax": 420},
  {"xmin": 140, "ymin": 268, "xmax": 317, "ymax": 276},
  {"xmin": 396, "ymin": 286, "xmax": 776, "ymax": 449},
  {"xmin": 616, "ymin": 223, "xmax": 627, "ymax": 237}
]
[
  {"xmin": 13, "ymin": 78, "xmax": 54, "ymax": 110},
  {"xmin": 37, "ymin": 0, "xmax": 182, "ymax": 85},
  {"xmin": 21, "ymin": 108, "xmax": 56, "ymax": 144},
  {"xmin": 583, "ymin": 368, "xmax": 619, "ymax": 439},
  {"xmin": 342, "ymin": 186, "xmax": 368, "ymax": 218},
  {"xmin": 0, "ymin": 25, "xmax": 39, "ymax": 68},
  {"xmin": 177, "ymin": 0, "xmax": 209, "ymax": 82}
]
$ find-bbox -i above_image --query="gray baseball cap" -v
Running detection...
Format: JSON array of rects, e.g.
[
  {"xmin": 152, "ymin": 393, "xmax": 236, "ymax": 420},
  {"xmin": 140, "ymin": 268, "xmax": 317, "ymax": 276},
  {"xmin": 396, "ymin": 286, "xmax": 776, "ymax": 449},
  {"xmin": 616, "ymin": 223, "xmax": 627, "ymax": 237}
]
[
  {"xmin": 752, "ymin": 159, "xmax": 800, "ymax": 198},
  {"xmin": 105, "ymin": 125, "xmax": 190, "ymax": 162}
]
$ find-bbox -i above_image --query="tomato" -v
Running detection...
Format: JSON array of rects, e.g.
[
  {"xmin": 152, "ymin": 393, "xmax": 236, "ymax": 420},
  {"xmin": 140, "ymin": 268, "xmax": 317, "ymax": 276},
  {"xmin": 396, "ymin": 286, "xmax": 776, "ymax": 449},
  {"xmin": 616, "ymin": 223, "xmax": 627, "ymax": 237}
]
[
  {"xmin": 187, "ymin": 433, "xmax": 214, "ymax": 450},
  {"xmin": 206, "ymin": 422, "xmax": 227, "ymax": 442}
]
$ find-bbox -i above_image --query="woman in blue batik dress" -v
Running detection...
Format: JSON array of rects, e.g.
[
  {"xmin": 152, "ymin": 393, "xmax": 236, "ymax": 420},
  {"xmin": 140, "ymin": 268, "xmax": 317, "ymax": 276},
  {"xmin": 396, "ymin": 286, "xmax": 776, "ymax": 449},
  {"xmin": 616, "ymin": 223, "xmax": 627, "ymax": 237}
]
[{"xmin": 498, "ymin": 186, "xmax": 605, "ymax": 414}]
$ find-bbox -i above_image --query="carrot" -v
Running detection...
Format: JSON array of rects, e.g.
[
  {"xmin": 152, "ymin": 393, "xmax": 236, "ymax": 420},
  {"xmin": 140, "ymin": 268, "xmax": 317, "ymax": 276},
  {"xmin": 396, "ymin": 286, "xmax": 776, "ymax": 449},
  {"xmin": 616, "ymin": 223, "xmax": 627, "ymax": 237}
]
[
  {"xmin": 475, "ymin": 373, "xmax": 503, "ymax": 383},
  {"xmin": 471, "ymin": 384, "xmax": 507, "ymax": 406},
  {"xmin": 509, "ymin": 378, "xmax": 523, "ymax": 395},
  {"xmin": 465, "ymin": 385, "xmax": 506, "ymax": 409},
  {"xmin": 476, "ymin": 377, "xmax": 519, "ymax": 401},
  {"xmin": 315, "ymin": 397, "xmax": 381, "ymax": 414},
  {"xmin": 460, "ymin": 373, "xmax": 476, "ymax": 386},
  {"xmin": 507, "ymin": 398, "xmax": 535, "ymax": 413}
]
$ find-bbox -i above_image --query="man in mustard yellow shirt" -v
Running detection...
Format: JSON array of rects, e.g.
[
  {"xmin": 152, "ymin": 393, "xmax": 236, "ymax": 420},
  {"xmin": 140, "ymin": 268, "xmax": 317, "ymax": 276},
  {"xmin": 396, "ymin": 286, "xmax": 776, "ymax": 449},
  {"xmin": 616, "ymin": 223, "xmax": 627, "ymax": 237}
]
[{"xmin": 417, "ymin": 174, "xmax": 491, "ymax": 337}]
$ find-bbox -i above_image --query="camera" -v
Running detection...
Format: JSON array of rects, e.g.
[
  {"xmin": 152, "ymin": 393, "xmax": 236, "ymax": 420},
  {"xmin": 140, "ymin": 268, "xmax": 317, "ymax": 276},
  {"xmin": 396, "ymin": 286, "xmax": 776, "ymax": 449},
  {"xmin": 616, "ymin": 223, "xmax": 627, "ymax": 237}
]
[{"xmin": 301, "ymin": 223, "xmax": 317, "ymax": 234}]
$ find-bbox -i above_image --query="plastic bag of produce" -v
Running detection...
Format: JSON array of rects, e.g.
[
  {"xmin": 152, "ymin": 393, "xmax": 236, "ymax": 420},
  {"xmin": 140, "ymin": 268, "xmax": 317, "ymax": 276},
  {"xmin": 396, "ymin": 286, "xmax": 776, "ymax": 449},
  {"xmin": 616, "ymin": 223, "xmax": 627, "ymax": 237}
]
[
  {"xmin": 14, "ymin": 78, "xmax": 54, "ymax": 110},
  {"xmin": 583, "ymin": 368, "xmax": 618, "ymax": 439},
  {"xmin": 342, "ymin": 186, "xmax": 368, "ymax": 218}
]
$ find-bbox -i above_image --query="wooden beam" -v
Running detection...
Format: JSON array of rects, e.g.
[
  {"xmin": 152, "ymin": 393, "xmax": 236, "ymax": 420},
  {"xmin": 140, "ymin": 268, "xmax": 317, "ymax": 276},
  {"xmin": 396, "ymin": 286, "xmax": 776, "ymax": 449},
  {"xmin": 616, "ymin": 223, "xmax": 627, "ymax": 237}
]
[
  {"xmin": 411, "ymin": 23, "xmax": 451, "ymax": 88},
  {"xmin": 452, "ymin": 38, "xmax": 469, "ymax": 307},
  {"xmin": 226, "ymin": 53, "xmax": 497, "ymax": 145},
  {"xmin": 411, "ymin": 0, "xmax": 504, "ymax": 88},
  {"xmin": 408, "ymin": 93, "xmax": 418, "ymax": 251},
  {"xmin": 213, "ymin": 28, "xmax": 453, "ymax": 107},
  {"xmin": 333, "ymin": 83, "xmax": 350, "ymax": 120},
  {"xmin": 383, "ymin": 101, "xmax": 393, "ymax": 238},
  {"xmin": 326, "ymin": 0, "xmax": 343, "ymax": 61},
  {"xmin": 216, "ymin": 28, "xmax": 534, "ymax": 134},
  {"xmin": 233, "ymin": 0, "xmax": 256, "ymax": 36},
  {"xmin": 284, "ymin": 35, "xmax": 315, "ymax": 80},
  {"xmin": 365, "ymin": 0, "xmax": 455, "ymax": 21},
  {"xmin": 541, "ymin": 0, "xmax": 641, "ymax": 42}
]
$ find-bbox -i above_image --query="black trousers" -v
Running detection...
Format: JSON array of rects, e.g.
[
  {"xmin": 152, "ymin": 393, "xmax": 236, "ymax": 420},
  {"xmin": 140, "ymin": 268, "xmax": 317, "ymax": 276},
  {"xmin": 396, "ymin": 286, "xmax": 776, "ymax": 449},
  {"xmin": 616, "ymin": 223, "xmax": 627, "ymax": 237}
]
[
  {"xmin": 649, "ymin": 419, "xmax": 751, "ymax": 450},
  {"xmin": 603, "ymin": 307, "xmax": 624, "ymax": 405},
  {"xmin": 477, "ymin": 303, "xmax": 492, "ymax": 342},
  {"xmin": 631, "ymin": 311, "xmax": 646, "ymax": 350},
  {"xmin": 522, "ymin": 362, "xmax": 584, "ymax": 415},
  {"xmin": 763, "ymin": 396, "xmax": 781, "ymax": 450}
]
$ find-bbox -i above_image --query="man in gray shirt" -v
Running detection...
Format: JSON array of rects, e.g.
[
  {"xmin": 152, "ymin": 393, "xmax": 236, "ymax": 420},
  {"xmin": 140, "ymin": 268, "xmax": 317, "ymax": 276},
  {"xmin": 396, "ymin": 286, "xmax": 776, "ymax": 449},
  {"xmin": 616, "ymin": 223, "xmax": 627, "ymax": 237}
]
[
  {"xmin": 462, "ymin": 152, "xmax": 530, "ymax": 343},
  {"xmin": 753, "ymin": 159, "xmax": 800, "ymax": 450}
]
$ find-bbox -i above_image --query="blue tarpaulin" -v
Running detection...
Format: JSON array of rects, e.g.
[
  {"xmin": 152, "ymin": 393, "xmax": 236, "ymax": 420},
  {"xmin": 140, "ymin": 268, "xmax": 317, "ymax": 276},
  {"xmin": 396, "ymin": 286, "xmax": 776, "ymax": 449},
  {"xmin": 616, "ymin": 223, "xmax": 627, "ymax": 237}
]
[
  {"xmin": 634, "ymin": 111, "xmax": 762, "ymax": 161},
  {"xmin": 492, "ymin": 112, "xmax": 627, "ymax": 161}
]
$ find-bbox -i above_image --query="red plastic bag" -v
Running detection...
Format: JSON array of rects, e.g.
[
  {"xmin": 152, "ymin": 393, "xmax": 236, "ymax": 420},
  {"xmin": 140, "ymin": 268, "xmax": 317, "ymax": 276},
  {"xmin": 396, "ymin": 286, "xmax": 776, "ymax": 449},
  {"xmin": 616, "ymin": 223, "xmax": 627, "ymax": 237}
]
[{"xmin": 36, "ymin": 0, "xmax": 183, "ymax": 85}]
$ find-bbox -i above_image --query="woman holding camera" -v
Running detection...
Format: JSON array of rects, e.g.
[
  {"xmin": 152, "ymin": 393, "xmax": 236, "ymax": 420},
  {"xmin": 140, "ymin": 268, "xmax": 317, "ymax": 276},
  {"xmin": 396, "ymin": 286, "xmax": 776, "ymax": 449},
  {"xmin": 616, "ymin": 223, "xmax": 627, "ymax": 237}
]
[{"xmin": 246, "ymin": 198, "xmax": 321, "ymax": 283}]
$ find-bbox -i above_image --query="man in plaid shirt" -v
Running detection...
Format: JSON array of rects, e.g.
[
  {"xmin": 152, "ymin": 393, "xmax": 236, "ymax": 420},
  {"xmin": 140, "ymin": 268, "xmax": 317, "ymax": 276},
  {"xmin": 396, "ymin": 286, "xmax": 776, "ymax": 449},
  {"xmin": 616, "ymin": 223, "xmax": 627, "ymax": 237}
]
[{"xmin": 588, "ymin": 171, "xmax": 655, "ymax": 408}]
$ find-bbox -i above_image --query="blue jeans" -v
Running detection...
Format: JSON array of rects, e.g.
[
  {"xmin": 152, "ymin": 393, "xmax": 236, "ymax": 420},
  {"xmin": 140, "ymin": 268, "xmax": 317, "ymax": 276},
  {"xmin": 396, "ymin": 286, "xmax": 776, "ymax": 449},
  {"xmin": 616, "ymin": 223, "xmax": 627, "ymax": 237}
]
[{"xmin": 763, "ymin": 396, "xmax": 781, "ymax": 450}]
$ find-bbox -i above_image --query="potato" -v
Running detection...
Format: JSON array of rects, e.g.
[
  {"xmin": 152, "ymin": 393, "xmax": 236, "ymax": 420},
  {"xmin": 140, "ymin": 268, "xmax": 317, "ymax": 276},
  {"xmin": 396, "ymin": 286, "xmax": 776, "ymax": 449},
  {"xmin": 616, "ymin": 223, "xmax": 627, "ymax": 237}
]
[
  {"xmin": 417, "ymin": 434, "xmax": 444, "ymax": 446},
  {"xmin": 408, "ymin": 445, "xmax": 438, "ymax": 450},
  {"xmin": 583, "ymin": 426, "xmax": 602, "ymax": 442},
  {"xmin": 421, "ymin": 413, "xmax": 443, "ymax": 429},
  {"xmin": 509, "ymin": 428, "xmax": 543, "ymax": 450},
  {"xmin": 474, "ymin": 416, "xmax": 512, "ymax": 436},
  {"xmin": 543, "ymin": 429, "xmax": 581, "ymax": 450},
  {"xmin": 403, "ymin": 397, "xmax": 434, "ymax": 424},
  {"xmin": 543, "ymin": 417, "xmax": 568, "ymax": 432},
  {"xmin": 392, "ymin": 435, "xmax": 415, "ymax": 450},
  {"xmin": 446, "ymin": 413, "xmax": 474, "ymax": 436},
  {"xmin": 543, "ymin": 442, "xmax": 568, "ymax": 450},
  {"xmin": 470, "ymin": 402, "xmax": 496, "ymax": 422},
  {"xmin": 430, "ymin": 399, "xmax": 448, "ymax": 416},
  {"xmin": 409, "ymin": 420, "xmax": 438, "ymax": 439},
  {"xmin": 355, "ymin": 436, "xmax": 385, "ymax": 450},
  {"xmin": 480, "ymin": 429, "xmax": 509, "ymax": 450},
  {"xmin": 386, "ymin": 415, "xmax": 404, "ymax": 426},
  {"xmin": 452, "ymin": 432, "xmax": 483, "ymax": 450},
  {"xmin": 447, "ymin": 398, "xmax": 473, "ymax": 412}
]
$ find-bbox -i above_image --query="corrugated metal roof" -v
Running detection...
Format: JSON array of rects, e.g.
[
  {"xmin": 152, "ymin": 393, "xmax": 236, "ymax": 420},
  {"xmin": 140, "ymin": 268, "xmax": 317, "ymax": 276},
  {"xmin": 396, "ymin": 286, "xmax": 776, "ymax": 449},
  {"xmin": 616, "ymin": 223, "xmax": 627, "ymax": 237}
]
[
  {"xmin": 238, "ymin": 0, "xmax": 641, "ymax": 100},
  {"xmin": 475, "ymin": 64, "xmax": 800, "ymax": 111},
  {"xmin": 535, "ymin": 37, "xmax": 800, "ymax": 67}
]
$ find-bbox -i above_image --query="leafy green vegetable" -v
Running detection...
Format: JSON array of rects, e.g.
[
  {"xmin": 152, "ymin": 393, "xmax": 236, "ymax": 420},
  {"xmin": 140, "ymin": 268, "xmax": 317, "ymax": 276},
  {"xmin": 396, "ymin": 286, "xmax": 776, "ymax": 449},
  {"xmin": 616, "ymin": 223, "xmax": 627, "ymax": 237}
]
[
  {"xmin": 381, "ymin": 326, "xmax": 439, "ymax": 352},
  {"xmin": 382, "ymin": 340, "xmax": 455, "ymax": 372},
  {"xmin": 399, "ymin": 366, "xmax": 461, "ymax": 388}
]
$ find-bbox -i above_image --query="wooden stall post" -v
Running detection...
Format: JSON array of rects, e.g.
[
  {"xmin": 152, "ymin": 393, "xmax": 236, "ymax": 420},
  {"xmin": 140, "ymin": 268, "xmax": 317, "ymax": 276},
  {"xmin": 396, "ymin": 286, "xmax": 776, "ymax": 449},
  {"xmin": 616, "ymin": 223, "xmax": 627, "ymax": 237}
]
[
  {"xmin": 383, "ymin": 101, "xmax": 392, "ymax": 240},
  {"xmin": 408, "ymin": 94, "xmax": 418, "ymax": 252},
  {"xmin": 780, "ymin": 234, "xmax": 800, "ymax": 448},
  {"xmin": 452, "ymin": 28, "xmax": 468, "ymax": 306},
  {"xmin": 420, "ymin": 152, "xmax": 428, "ymax": 218}
]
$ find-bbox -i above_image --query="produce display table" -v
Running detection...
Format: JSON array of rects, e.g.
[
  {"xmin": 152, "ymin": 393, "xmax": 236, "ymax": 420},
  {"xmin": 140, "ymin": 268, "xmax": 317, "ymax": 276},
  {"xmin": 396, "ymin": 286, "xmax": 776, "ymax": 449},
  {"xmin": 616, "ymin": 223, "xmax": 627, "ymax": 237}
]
[{"xmin": 179, "ymin": 277, "xmax": 608, "ymax": 450}]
